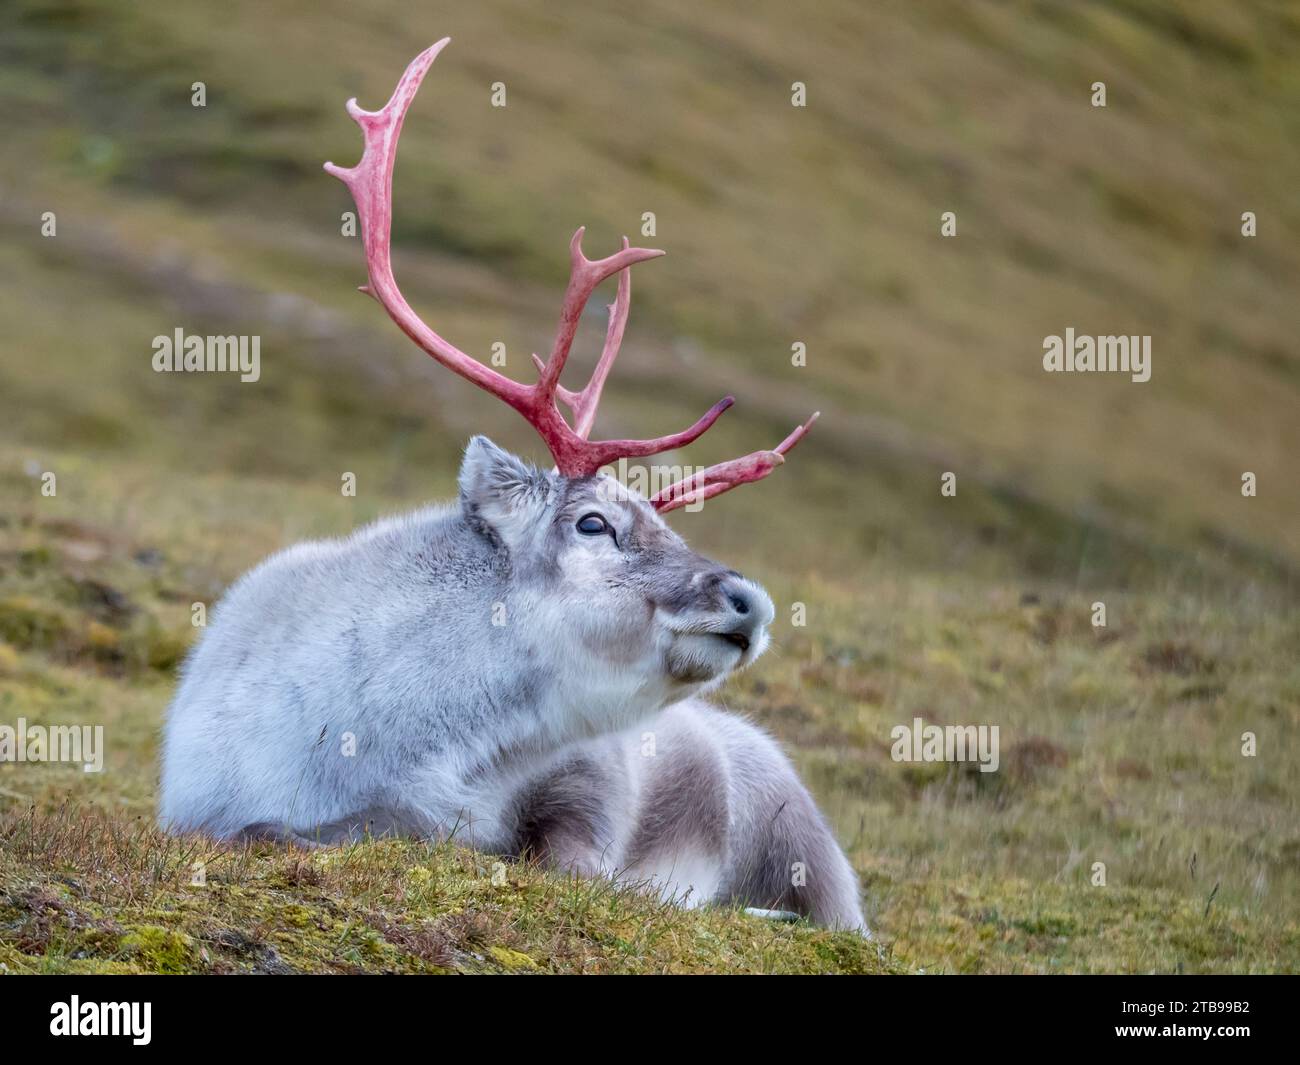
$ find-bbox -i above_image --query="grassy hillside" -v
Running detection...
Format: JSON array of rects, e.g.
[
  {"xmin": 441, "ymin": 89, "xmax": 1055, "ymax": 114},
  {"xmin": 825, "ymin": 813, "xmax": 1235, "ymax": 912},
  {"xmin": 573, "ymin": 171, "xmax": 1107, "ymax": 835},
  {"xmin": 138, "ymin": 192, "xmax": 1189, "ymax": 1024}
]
[{"xmin": 0, "ymin": 0, "xmax": 1297, "ymax": 972}]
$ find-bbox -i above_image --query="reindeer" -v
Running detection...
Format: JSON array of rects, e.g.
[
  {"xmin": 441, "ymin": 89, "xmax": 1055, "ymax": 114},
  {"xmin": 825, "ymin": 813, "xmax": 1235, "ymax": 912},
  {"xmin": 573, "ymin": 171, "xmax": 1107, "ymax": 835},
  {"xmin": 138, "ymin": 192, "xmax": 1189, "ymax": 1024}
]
[{"xmin": 159, "ymin": 39, "xmax": 867, "ymax": 933}]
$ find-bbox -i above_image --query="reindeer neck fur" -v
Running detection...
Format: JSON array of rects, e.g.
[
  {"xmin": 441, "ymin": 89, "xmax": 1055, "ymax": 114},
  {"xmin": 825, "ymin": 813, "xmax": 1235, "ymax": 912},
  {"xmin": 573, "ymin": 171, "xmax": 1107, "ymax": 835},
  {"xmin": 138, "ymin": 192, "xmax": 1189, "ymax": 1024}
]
[{"xmin": 341, "ymin": 502, "xmax": 679, "ymax": 770}]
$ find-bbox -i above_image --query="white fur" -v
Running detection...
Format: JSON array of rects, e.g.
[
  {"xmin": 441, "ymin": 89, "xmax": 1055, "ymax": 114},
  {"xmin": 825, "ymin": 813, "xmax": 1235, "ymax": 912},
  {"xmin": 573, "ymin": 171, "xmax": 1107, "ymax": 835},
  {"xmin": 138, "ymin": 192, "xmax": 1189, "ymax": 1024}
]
[{"xmin": 159, "ymin": 439, "xmax": 866, "ymax": 930}]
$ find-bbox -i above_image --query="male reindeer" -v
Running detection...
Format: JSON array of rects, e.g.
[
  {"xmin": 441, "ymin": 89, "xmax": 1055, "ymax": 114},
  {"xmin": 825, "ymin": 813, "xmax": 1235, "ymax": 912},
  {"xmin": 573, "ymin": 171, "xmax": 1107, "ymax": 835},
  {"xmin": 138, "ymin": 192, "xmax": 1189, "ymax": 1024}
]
[{"xmin": 159, "ymin": 38, "xmax": 866, "ymax": 932}]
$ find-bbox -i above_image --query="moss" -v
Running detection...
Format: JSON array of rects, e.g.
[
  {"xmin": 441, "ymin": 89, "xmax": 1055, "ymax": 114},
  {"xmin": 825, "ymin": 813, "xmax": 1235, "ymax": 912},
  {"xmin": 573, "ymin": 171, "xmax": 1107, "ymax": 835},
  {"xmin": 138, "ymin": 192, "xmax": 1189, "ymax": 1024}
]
[
  {"xmin": 120, "ymin": 925, "xmax": 198, "ymax": 974},
  {"xmin": 279, "ymin": 904, "xmax": 314, "ymax": 928},
  {"xmin": 489, "ymin": 945, "xmax": 539, "ymax": 971},
  {"xmin": 0, "ymin": 595, "xmax": 69, "ymax": 651},
  {"xmin": 84, "ymin": 620, "xmax": 122, "ymax": 659},
  {"xmin": 140, "ymin": 623, "xmax": 190, "ymax": 673},
  {"xmin": 17, "ymin": 546, "xmax": 55, "ymax": 570}
]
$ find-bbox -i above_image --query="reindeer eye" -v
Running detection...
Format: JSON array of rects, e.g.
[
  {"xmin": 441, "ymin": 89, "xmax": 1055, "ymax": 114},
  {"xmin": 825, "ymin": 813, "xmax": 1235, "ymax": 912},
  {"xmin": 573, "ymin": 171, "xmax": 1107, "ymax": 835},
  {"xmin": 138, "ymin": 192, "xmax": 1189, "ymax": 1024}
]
[{"xmin": 576, "ymin": 513, "xmax": 610, "ymax": 536}]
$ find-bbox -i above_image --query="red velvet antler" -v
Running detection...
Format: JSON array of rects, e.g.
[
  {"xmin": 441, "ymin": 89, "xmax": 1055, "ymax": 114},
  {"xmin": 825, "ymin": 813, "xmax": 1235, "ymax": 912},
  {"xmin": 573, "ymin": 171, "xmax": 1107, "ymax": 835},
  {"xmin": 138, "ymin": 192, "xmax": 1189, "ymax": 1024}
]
[
  {"xmin": 325, "ymin": 39, "xmax": 815, "ymax": 503},
  {"xmin": 650, "ymin": 412, "xmax": 819, "ymax": 513}
]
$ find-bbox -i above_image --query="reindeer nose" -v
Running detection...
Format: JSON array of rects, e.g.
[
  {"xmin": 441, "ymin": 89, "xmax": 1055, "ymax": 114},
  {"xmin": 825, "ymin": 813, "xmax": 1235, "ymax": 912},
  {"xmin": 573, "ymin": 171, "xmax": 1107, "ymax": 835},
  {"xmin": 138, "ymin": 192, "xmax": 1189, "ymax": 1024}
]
[{"xmin": 718, "ymin": 573, "xmax": 775, "ymax": 633}]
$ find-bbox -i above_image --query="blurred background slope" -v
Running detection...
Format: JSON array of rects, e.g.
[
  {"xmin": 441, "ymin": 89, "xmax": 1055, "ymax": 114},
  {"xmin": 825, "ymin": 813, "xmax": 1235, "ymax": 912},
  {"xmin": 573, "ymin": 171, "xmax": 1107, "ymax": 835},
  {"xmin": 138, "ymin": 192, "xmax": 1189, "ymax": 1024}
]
[
  {"xmin": 2, "ymin": 0, "xmax": 1297, "ymax": 579},
  {"xmin": 0, "ymin": 0, "xmax": 1298, "ymax": 972}
]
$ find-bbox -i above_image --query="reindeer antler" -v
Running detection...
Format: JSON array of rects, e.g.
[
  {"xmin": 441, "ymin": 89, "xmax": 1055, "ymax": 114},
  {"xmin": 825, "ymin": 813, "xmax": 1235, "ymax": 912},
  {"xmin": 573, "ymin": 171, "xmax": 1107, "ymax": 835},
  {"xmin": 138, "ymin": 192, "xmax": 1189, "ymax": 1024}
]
[
  {"xmin": 650, "ymin": 411, "xmax": 819, "ymax": 513},
  {"xmin": 325, "ymin": 38, "xmax": 815, "ymax": 505}
]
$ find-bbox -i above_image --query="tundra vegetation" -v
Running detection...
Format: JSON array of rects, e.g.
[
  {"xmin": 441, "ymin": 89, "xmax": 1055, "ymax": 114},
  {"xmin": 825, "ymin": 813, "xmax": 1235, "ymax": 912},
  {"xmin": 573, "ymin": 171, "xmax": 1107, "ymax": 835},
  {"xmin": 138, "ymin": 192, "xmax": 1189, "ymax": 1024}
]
[{"xmin": 1, "ymin": 0, "xmax": 1298, "ymax": 973}]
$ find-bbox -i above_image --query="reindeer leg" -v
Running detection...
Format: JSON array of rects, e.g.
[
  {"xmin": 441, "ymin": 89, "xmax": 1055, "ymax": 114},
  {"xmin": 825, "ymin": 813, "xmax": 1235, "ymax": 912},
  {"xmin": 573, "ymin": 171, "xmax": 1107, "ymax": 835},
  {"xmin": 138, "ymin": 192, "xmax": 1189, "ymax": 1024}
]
[{"xmin": 507, "ymin": 749, "xmax": 626, "ymax": 879}]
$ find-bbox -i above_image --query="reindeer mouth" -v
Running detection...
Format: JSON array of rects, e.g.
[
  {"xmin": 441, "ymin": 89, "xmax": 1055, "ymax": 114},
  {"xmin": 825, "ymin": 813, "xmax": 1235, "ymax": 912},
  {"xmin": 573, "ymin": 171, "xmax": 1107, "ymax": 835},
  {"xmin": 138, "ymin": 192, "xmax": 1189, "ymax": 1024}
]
[
  {"xmin": 663, "ymin": 624, "xmax": 764, "ymax": 685},
  {"xmin": 716, "ymin": 630, "xmax": 751, "ymax": 653}
]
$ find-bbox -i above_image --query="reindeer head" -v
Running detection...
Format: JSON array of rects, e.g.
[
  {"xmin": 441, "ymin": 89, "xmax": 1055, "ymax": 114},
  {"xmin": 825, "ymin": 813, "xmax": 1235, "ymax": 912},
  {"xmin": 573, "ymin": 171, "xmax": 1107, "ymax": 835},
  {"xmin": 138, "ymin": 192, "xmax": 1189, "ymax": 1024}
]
[
  {"xmin": 325, "ymin": 39, "xmax": 816, "ymax": 701},
  {"xmin": 459, "ymin": 435, "xmax": 775, "ymax": 696}
]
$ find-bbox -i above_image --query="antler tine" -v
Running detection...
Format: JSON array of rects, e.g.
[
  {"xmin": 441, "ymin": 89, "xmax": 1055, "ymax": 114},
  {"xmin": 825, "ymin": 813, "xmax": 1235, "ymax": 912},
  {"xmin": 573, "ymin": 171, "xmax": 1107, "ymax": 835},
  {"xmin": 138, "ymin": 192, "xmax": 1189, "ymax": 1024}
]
[
  {"xmin": 554, "ymin": 237, "xmax": 633, "ymax": 439},
  {"xmin": 326, "ymin": 40, "xmax": 746, "ymax": 478},
  {"xmin": 534, "ymin": 229, "xmax": 660, "ymax": 408},
  {"xmin": 651, "ymin": 411, "xmax": 820, "ymax": 514},
  {"xmin": 324, "ymin": 38, "xmax": 532, "ymax": 415}
]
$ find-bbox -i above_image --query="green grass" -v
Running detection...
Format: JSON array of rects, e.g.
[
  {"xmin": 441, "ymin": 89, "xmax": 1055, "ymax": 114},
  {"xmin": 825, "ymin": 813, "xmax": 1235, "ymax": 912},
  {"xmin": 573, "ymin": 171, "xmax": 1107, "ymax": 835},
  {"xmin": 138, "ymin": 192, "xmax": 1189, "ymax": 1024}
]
[
  {"xmin": 0, "ymin": 806, "xmax": 898, "ymax": 975},
  {"xmin": 2, "ymin": 455, "xmax": 1295, "ymax": 972},
  {"xmin": 1, "ymin": 0, "xmax": 1297, "ymax": 973}
]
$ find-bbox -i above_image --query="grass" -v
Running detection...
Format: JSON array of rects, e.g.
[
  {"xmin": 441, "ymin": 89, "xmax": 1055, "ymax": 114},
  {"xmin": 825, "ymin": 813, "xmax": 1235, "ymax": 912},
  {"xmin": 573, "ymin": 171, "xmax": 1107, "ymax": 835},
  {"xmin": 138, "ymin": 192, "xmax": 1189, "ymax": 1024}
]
[
  {"xmin": 2, "ymin": 457, "xmax": 1295, "ymax": 972},
  {"xmin": 0, "ymin": 0, "xmax": 1297, "ymax": 973},
  {"xmin": 0, "ymin": 806, "xmax": 898, "ymax": 974}
]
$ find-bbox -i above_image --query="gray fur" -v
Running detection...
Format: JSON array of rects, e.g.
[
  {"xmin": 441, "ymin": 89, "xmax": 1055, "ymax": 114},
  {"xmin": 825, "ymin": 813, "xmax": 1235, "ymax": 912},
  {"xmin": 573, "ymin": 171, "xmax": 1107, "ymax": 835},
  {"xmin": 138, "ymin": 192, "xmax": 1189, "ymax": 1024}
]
[{"xmin": 159, "ymin": 437, "xmax": 866, "ymax": 932}]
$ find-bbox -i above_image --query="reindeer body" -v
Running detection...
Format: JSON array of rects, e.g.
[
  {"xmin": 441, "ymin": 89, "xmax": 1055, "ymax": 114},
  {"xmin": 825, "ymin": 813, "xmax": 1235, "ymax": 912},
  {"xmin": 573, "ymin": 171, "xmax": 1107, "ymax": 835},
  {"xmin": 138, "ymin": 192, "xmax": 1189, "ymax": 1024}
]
[
  {"xmin": 161, "ymin": 40, "xmax": 865, "ymax": 933},
  {"xmin": 161, "ymin": 441, "xmax": 866, "ymax": 931}
]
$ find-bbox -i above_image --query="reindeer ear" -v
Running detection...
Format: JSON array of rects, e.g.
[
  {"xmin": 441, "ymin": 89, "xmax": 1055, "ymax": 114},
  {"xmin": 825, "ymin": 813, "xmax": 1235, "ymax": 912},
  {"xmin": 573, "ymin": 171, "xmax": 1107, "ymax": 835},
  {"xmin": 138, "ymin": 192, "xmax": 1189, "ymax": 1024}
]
[{"xmin": 458, "ymin": 436, "xmax": 550, "ymax": 544}]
